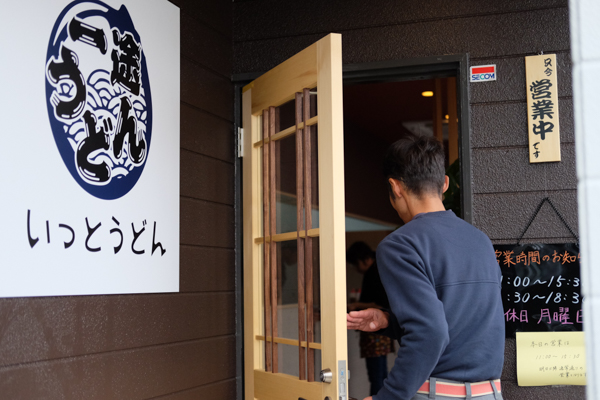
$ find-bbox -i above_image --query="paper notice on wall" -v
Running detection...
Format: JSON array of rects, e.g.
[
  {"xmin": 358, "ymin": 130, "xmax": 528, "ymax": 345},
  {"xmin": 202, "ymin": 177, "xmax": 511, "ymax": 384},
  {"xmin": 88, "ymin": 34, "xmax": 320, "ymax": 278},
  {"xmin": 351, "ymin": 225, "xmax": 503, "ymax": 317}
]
[{"xmin": 516, "ymin": 332, "xmax": 586, "ymax": 386}]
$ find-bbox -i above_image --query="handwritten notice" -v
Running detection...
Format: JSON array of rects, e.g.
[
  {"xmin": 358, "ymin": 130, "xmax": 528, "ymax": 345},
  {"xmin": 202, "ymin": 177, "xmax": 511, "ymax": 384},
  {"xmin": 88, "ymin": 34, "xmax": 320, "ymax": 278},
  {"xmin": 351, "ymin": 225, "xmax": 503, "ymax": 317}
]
[
  {"xmin": 494, "ymin": 243, "xmax": 582, "ymax": 337},
  {"xmin": 525, "ymin": 54, "xmax": 561, "ymax": 163},
  {"xmin": 517, "ymin": 332, "xmax": 586, "ymax": 386}
]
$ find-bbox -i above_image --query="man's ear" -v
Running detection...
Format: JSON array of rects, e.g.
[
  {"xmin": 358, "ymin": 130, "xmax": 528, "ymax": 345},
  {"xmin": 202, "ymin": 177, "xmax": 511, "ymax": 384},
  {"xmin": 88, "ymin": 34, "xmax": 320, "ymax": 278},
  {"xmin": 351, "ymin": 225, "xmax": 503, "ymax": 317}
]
[
  {"xmin": 388, "ymin": 178, "xmax": 404, "ymax": 199},
  {"xmin": 442, "ymin": 175, "xmax": 450, "ymax": 193}
]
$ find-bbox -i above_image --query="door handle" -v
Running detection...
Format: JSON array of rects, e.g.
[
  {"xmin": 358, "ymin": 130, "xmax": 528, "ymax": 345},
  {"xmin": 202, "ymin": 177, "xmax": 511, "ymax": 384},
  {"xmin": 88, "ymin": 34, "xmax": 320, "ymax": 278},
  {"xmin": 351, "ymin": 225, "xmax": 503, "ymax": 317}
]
[{"xmin": 319, "ymin": 368, "xmax": 333, "ymax": 383}]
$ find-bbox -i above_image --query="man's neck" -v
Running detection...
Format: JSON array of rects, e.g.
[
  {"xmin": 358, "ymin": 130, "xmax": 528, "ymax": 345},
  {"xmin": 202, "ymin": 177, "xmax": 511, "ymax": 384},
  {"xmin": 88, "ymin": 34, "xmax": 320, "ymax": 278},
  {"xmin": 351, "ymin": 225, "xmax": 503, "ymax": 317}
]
[{"xmin": 404, "ymin": 195, "xmax": 446, "ymax": 222}]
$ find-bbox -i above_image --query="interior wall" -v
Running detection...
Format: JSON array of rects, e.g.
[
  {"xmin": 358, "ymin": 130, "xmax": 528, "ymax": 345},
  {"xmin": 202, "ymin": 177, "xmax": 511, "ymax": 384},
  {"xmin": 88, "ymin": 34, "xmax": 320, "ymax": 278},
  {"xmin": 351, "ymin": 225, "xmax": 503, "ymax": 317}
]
[
  {"xmin": 344, "ymin": 118, "xmax": 399, "ymax": 225},
  {"xmin": 0, "ymin": 1, "xmax": 237, "ymax": 399},
  {"xmin": 233, "ymin": 1, "xmax": 582, "ymax": 398}
]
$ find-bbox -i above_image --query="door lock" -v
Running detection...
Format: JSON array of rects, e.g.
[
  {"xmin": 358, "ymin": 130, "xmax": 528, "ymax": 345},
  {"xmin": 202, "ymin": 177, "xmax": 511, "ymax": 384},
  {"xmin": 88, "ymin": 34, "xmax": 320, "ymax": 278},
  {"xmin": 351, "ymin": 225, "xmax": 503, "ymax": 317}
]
[{"xmin": 320, "ymin": 368, "xmax": 333, "ymax": 383}]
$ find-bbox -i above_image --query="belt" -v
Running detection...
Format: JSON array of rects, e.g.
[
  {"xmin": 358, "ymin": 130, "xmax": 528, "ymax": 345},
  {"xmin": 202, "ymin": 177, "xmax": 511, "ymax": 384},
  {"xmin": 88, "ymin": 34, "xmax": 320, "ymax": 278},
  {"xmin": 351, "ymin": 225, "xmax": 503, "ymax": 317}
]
[{"xmin": 417, "ymin": 379, "xmax": 501, "ymax": 398}]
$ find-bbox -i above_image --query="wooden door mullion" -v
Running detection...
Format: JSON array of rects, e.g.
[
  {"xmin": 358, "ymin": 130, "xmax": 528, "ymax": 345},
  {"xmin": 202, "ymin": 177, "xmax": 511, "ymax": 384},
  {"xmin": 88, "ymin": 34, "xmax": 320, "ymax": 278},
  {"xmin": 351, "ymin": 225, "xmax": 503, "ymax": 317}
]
[
  {"xmin": 262, "ymin": 108, "xmax": 273, "ymax": 373},
  {"xmin": 295, "ymin": 92, "xmax": 307, "ymax": 380},
  {"xmin": 303, "ymin": 88, "xmax": 316, "ymax": 381},
  {"xmin": 269, "ymin": 106, "xmax": 279, "ymax": 373}
]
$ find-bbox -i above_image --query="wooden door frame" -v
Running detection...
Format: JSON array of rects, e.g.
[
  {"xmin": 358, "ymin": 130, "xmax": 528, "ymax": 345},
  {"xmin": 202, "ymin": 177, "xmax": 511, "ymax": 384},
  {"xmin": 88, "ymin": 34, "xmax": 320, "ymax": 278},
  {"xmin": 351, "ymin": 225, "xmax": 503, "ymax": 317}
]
[
  {"xmin": 233, "ymin": 53, "xmax": 472, "ymax": 400},
  {"xmin": 237, "ymin": 34, "xmax": 347, "ymax": 400}
]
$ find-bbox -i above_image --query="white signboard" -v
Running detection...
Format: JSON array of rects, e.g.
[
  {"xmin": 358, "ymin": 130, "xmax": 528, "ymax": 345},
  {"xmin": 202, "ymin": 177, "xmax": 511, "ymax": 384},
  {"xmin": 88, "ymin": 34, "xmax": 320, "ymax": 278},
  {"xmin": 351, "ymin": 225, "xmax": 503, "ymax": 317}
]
[{"xmin": 0, "ymin": 0, "xmax": 180, "ymax": 297}]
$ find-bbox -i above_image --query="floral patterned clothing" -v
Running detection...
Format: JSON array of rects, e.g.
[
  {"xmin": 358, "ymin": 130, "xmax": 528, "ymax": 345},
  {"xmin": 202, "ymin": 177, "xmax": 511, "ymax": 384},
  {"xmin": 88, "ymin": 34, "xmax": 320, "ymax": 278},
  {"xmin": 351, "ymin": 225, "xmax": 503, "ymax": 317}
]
[
  {"xmin": 360, "ymin": 332, "xmax": 394, "ymax": 358},
  {"xmin": 358, "ymin": 260, "xmax": 394, "ymax": 358}
]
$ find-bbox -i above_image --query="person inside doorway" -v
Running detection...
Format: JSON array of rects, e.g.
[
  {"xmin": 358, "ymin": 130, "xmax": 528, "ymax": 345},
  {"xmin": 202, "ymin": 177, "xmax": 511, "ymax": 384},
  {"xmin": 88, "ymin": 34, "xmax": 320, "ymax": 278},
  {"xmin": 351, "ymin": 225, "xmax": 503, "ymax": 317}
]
[
  {"xmin": 346, "ymin": 241, "xmax": 394, "ymax": 396},
  {"xmin": 347, "ymin": 134, "xmax": 504, "ymax": 400}
]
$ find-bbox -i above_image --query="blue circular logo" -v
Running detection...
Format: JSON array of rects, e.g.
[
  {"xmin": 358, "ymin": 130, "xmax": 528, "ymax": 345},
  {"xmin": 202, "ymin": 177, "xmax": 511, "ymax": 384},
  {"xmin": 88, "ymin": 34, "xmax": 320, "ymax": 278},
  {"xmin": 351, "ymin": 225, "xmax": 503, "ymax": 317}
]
[{"xmin": 45, "ymin": 0, "xmax": 152, "ymax": 200}]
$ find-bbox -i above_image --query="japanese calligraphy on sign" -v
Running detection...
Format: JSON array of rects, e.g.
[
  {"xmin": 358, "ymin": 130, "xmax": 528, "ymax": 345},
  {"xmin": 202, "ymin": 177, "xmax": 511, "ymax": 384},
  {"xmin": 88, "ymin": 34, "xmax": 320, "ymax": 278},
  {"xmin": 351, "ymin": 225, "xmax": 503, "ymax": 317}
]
[
  {"xmin": 525, "ymin": 54, "xmax": 561, "ymax": 163},
  {"xmin": 516, "ymin": 332, "xmax": 586, "ymax": 386},
  {"xmin": 0, "ymin": 0, "xmax": 180, "ymax": 297},
  {"xmin": 494, "ymin": 243, "xmax": 582, "ymax": 337}
]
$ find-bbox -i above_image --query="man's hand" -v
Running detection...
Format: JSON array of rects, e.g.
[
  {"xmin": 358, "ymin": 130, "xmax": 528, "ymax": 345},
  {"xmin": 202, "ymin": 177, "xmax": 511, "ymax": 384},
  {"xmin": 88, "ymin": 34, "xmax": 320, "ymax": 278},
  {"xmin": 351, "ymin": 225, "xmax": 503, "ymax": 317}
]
[
  {"xmin": 347, "ymin": 308, "xmax": 389, "ymax": 332},
  {"xmin": 363, "ymin": 397, "xmax": 373, "ymax": 400},
  {"xmin": 347, "ymin": 301, "xmax": 378, "ymax": 312}
]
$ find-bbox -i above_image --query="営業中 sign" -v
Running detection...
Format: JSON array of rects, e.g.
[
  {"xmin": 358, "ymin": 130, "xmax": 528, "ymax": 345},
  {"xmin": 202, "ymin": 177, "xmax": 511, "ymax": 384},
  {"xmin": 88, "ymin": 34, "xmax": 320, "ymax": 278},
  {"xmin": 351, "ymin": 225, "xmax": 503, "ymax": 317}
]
[
  {"xmin": 0, "ymin": 0, "xmax": 180, "ymax": 297},
  {"xmin": 525, "ymin": 54, "xmax": 561, "ymax": 163}
]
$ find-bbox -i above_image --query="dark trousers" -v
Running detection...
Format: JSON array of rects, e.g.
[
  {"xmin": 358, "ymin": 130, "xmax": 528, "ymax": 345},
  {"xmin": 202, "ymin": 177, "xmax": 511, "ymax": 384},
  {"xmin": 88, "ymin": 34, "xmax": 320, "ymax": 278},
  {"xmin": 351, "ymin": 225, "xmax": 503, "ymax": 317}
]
[{"xmin": 366, "ymin": 355, "xmax": 388, "ymax": 395}]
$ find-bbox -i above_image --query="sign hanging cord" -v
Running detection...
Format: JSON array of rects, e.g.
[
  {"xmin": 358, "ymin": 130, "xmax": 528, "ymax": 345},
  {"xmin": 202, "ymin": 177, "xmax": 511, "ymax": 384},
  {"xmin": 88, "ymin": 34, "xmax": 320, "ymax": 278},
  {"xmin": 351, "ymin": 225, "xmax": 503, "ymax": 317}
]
[{"xmin": 517, "ymin": 197, "xmax": 578, "ymax": 245}]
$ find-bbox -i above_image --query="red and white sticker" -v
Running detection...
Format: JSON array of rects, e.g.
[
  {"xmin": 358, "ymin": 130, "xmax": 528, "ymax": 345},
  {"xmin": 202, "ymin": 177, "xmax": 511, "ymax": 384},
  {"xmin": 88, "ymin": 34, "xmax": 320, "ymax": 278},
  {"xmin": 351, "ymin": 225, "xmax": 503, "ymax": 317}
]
[{"xmin": 470, "ymin": 65, "xmax": 497, "ymax": 82}]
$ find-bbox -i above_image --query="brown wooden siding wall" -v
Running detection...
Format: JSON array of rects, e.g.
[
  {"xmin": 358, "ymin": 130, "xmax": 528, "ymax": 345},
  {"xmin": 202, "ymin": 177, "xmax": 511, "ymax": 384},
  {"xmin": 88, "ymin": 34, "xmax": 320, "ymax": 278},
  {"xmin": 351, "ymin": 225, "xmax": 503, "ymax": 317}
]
[
  {"xmin": 233, "ymin": 1, "xmax": 583, "ymax": 399},
  {"xmin": 0, "ymin": 1, "xmax": 237, "ymax": 399}
]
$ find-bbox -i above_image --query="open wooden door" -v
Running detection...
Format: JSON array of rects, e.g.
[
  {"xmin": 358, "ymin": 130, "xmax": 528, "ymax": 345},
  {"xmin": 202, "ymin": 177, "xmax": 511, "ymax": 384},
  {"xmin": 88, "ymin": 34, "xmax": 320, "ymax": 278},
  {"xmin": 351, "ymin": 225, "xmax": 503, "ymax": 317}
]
[{"xmin": 242, "ymin": 34, "xmax": 348, "ymax": 400}]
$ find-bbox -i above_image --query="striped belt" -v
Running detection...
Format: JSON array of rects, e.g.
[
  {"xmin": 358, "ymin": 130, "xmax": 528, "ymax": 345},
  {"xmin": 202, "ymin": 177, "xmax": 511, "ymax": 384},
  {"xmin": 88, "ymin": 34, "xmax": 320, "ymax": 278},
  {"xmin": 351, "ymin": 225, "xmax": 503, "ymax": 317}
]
[{"xmin": 417, "ymin": 378, "xmax": 501, "ymax": 398}]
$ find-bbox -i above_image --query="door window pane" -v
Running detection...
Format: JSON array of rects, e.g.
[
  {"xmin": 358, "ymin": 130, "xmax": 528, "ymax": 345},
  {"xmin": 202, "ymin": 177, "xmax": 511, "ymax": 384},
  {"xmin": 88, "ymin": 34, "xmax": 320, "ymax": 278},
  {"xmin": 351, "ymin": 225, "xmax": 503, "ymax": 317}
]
[
  {"xmin": 278, "ymin": 343, "xmax": 300, "ymax": 377},
  {"xmin": 275, "ymin": 135, "xmax": 298, "ymax": 234}
]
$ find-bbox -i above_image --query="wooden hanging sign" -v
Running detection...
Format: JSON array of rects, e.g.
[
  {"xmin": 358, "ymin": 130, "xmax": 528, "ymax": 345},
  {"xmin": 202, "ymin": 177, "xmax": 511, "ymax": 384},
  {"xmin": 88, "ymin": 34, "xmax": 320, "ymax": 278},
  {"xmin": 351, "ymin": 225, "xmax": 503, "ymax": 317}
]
[{"xmin": 525, "ymin": 54, "xmax": 561, "ymax": 163}]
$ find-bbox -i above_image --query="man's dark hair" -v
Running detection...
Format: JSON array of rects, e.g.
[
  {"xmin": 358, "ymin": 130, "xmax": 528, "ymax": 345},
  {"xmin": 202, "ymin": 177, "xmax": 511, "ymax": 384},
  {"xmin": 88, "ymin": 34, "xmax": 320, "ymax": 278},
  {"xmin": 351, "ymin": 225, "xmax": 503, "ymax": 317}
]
[
  {"xmin": 346, "ymin": 241, "xmax": 375, "ymax": 265},
  {"xmin": 383, "ymin": 134, "xmax": 446, "ymax": 198}
]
